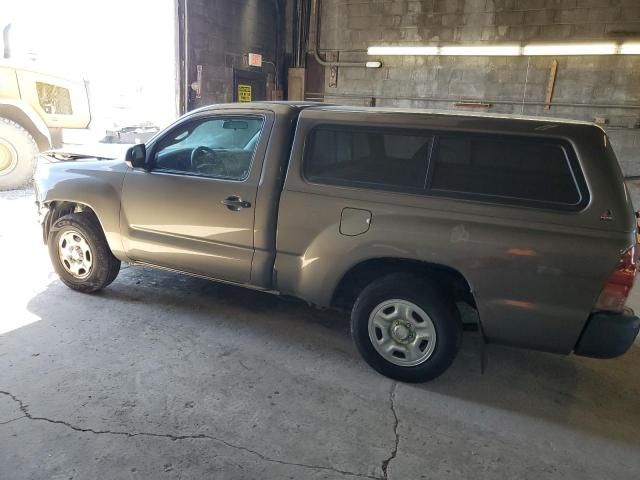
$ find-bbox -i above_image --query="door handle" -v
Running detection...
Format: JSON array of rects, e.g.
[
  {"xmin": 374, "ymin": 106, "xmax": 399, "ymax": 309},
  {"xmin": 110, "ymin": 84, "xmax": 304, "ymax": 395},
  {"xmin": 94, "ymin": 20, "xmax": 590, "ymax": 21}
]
[{"xmin": 222, "ymin": 195, "xmax": 252, "ymax": 211}]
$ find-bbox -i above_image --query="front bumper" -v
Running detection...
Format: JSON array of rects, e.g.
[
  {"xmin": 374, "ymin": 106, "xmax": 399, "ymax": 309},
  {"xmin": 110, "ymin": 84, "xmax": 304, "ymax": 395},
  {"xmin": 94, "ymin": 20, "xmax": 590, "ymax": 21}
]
[{"xmin": 574, "ymin": 309, "xmax": 640, "ymax": 359}]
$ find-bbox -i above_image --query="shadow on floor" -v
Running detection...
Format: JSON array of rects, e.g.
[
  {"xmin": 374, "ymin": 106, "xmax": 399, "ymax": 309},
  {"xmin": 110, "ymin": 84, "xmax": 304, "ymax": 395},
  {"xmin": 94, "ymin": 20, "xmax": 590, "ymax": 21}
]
[{"xmin": 20, "ymin": 265, "xmax": 640, "ymax": 449}]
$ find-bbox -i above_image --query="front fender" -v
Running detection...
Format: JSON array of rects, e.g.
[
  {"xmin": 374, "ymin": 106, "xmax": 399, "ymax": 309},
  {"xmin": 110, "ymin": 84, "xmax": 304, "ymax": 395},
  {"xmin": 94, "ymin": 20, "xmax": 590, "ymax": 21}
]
[{"xmin": 34, "ymin": 159, "xmax": 129, "ymax": 260}]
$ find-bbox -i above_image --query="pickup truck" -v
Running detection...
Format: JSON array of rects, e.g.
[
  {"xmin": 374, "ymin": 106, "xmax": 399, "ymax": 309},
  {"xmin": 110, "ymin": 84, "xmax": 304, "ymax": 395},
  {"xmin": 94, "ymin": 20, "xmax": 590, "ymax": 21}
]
[{"xmin": 35, "ymin": 102, "xmax": 640, "ymax": 382}]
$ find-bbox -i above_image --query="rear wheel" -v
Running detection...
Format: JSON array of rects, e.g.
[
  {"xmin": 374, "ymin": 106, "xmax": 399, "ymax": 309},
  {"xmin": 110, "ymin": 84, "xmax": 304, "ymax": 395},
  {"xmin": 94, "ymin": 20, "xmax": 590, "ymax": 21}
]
[
  {"xmin": 48, "ymin": 212, "xmax": 121, "ymax": 292},
  {"xmin": 0, "ymin": 118, "xmax": 39, "ymax": 190},
  {"xmin": 351, "ymin": 273, "xmax": 462, "ymax": 383}
]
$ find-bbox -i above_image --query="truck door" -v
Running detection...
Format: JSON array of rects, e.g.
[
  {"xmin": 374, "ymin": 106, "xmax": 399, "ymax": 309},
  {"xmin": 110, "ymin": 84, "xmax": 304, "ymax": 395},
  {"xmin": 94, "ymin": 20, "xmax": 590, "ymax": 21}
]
[{"xmin": 120, "ymin": 110, "xmax": 273, "ymax": 284}]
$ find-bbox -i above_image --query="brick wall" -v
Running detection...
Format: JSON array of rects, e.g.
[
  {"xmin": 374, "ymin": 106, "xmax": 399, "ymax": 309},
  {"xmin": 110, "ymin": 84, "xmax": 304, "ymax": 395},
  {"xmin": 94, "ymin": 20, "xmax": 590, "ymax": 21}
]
[{"xmin": 314, "ymin": 0, "xmax": 640, "ymax": 176}]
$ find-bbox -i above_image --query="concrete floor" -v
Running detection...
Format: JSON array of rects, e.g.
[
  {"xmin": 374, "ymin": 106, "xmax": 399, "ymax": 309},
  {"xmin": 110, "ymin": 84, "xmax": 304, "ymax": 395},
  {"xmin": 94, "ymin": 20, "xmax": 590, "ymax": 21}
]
[{"xmin": 1, "ymin": 187, "xmax": 640, "ymax": 480}]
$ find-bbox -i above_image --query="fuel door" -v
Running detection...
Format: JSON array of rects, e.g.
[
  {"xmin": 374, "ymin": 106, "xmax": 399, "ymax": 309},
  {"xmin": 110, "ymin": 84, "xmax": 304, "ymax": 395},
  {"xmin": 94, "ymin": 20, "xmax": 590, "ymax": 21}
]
[{"xmin": 340, "ymin": 208, "xmax": 372, "ymax": 236}]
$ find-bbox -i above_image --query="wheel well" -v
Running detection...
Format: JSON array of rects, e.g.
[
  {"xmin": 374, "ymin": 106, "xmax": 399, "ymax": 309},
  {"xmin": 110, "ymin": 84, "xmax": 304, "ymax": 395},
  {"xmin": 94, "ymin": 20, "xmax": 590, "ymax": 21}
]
[
  {"xmin": 332, "ymin": 258, "xmax": 476, "ymax": 310},
  {"xmin": 43, "ymin": 201, "xmax": 99, "ymax": 242}
]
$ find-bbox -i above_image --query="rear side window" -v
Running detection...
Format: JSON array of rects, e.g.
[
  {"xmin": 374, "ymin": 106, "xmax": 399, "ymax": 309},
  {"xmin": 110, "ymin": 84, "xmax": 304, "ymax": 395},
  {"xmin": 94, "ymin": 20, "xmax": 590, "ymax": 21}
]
[
  {"xmin": 304, "ymin": 126, "xmax": 432, "ymax": 191},
  {"xmin": 429, "ymin": 135, "xmax": 582, "ymax": 206},
  {"xmin": 302, "ymin": 124, "xmax": 586, "ymax": 210}
]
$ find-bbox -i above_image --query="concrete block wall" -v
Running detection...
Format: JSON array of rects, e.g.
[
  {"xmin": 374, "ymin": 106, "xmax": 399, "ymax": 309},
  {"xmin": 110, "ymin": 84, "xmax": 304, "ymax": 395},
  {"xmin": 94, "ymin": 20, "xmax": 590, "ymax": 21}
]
[
  {"xmin": 185, "ymin": 0, "xmax": 278, "ymax": 109},
  {"xmin": 314, "ymin": 0, "xmax": 640, "ymax": 176}
]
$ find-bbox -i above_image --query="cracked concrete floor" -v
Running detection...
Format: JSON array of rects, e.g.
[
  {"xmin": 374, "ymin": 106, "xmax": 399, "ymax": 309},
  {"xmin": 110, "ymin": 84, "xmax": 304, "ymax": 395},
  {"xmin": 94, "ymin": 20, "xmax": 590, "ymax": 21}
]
[{"xmin": 1, "ymin": 187, "xmax": 640, "ymax": 480}]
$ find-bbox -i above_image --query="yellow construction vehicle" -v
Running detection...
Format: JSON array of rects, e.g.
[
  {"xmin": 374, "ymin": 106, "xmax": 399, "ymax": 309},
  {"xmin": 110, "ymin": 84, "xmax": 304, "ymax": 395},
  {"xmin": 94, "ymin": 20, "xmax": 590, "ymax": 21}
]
[{"xmin": 0, "ymin": 60, "xmax": 90, "ymax": 189}]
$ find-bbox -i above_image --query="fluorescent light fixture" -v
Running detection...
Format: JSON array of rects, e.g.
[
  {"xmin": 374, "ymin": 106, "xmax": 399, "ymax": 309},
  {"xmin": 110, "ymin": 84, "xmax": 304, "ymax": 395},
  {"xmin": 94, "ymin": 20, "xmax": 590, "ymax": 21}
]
[
  {"xmin": 440, "ymin": 45, "xmax": 521, "ymax": 56},
  {"xmin": 523, "ymin": 42, "xmax": 618, "ymax": 56},
  {"xmin": 367, "ymin": 46, "xmax": 438, "ymax": 56},
  {"xmin": 365, "ymin": 61, "xmax": 382, "ymax": 68},
  {"xmin": 367, "ymin": 42, "xmax": 640, "ymax": 57},
  {"xmin": 620, "ymin": 42, "xmax": 640, "ymax": 55}
]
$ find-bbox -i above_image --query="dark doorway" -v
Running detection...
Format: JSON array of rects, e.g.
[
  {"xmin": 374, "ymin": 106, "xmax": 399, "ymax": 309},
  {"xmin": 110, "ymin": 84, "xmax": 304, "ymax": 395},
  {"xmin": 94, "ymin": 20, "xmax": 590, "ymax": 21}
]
[
  {"xmin": 233, "ymin": 69, "xmax": 267, "ymax": 103},
  {"xmin": 304, "ymin": 53, "xmax": 325, "ymax": 102}
]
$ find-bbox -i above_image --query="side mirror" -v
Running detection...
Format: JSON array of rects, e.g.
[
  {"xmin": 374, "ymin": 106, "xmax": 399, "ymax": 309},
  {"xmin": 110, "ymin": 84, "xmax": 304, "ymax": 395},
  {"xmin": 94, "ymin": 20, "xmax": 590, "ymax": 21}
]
[{"xmin": 125, "ymin": 144, "xmax": 147, "ymax": 169}]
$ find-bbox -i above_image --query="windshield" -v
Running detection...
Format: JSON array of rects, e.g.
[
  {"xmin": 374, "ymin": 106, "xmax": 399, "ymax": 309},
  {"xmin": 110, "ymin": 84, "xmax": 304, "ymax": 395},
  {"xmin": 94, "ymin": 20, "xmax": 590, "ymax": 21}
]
[{"xmin": 166, "ymin": 118, "xmax": 262, "ymax": 151}]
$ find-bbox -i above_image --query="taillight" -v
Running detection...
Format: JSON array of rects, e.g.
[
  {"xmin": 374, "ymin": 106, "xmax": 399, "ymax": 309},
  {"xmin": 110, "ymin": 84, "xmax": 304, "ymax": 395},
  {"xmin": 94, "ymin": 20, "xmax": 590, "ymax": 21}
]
[{"xmin": 594, "ymin": 246, "xmax": 638, "ymax": 312}]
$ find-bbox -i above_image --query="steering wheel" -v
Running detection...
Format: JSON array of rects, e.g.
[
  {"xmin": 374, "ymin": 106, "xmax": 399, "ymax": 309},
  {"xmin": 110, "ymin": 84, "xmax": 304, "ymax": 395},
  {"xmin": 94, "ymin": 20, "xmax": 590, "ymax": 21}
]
[{"xmin": 190, "ymin": 146, "xmax": 228, "ymax": 176}]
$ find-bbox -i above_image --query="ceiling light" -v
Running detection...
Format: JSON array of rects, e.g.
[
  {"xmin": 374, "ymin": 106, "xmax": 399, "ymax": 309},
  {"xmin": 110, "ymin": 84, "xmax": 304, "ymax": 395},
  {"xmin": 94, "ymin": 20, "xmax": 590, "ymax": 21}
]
[
  {"xmin": 367, "ymin": 46, "xmax": 438, "ymax": 56},
  {"xmin": 439, "ymin": 45, "xmax": 521, "ymax": 56},
  {"xmin": 620, "ymin": 42, "xmax": 640, "ymax": 54},
  {"xmin": 522, "ymin": 43, "xmax": 618, "ymax": 56},
  {"xmin": 365, "ymin": 61, "xmax": 382, "ymax": 68},
  {"xmin": 367, "ymin": 42, "xmax": 640, "ymax": 58}
]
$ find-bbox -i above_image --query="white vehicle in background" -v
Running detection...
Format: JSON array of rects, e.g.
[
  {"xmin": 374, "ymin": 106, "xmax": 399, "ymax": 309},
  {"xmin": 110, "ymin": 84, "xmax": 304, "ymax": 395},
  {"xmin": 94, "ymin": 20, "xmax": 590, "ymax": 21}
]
[{"xmin": 0, "ymin": 60, "xmax": 91, "ymax": 189}]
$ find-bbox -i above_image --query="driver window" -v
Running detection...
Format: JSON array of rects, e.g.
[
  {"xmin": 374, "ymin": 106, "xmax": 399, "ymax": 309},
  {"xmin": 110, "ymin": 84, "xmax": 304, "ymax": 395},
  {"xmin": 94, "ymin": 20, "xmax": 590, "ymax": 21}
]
[{"xmin": 152, "ymin": 116, "xmax": 264, "ymax": 180}]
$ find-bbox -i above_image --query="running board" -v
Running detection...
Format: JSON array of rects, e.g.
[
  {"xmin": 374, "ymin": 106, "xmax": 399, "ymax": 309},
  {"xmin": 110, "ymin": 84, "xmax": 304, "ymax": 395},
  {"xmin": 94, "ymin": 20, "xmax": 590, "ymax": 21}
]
[{"xmin": 130, "ymin": 261, "xmax": 280, "ymax": 295}]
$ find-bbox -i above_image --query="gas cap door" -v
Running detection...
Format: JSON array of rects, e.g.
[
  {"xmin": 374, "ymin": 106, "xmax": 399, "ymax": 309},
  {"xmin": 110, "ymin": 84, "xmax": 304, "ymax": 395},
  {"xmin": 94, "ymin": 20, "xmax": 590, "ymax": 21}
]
[{"xmin": 340, "ymin": 208, "xmax": 372, "ymax": 236}]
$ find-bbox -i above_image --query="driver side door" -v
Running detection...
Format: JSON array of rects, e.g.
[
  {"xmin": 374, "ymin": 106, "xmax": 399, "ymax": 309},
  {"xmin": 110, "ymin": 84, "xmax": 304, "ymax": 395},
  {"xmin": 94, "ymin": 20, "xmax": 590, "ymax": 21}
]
[{"xmin": 120, "ymin": 111, "xmax": 273, "ymax": 284}]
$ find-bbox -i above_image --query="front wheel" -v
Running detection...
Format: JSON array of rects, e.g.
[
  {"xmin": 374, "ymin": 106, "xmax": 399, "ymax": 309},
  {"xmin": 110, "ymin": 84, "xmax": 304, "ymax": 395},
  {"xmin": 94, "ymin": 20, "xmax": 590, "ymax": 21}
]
[
  {"xmin": 48, "ymin": 212, "xmax": 121, "ymax": 293},
  {"xmin": 0, "ymin": 118, "xmax": 39, "ymax": 190},
  {"xmin": 350, "ymin": 273, "xmax": 461, "ymax": 383}
]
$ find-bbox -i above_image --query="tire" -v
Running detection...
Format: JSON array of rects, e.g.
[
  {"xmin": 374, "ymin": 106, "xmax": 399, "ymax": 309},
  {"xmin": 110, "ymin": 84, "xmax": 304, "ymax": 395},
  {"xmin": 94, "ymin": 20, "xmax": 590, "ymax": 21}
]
[
  {"xmin": 0, "ymin": 118, "xmax": 39, "ymax": 190},
  {"xmin": 351, "ymin": 273, "xmax": 462, "ymax": 383},
  {"xmin": 48, "ymin": 212, "xmax": 121, "ymax": 293}
]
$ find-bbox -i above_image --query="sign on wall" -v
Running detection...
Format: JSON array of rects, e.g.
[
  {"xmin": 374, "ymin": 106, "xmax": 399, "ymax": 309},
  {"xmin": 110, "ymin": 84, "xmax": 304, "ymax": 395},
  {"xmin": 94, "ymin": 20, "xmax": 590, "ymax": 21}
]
[
  {"xmin": 238, "ymin": 84, "xmax": 252, "ymax": 102},
  {"xmin": 248, "ymin": 53, "xmax": 262, "ymax": 67}
]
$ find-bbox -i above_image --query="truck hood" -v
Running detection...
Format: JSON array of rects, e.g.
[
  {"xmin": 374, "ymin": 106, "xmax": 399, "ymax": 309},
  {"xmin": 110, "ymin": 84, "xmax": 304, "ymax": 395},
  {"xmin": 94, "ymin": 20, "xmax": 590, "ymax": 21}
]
[{"xmin": 40, "ymin": 143, "xmax": 132, "ymax": 163}]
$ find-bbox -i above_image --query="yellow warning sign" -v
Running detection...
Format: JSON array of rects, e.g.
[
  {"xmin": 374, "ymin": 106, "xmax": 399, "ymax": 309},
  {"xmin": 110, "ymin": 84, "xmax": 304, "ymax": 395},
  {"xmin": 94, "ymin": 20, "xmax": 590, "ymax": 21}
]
[{"xmin": 238, "ymin": 84, "xmax": 252, "ymax": 102}]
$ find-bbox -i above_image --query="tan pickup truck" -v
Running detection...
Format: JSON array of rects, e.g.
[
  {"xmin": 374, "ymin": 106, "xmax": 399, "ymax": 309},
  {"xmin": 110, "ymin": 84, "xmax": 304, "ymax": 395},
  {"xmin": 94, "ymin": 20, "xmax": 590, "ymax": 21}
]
[{"xmin": 34, "ymin": 102, "xmax": 640, "ymax": 382}]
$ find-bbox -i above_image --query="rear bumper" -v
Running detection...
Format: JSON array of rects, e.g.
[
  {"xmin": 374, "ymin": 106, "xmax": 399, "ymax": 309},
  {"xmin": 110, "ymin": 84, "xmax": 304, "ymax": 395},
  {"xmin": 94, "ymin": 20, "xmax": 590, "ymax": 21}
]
[{"xmin": 574, "ymin": 309, "xmax": 640, "ymax": 359}]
